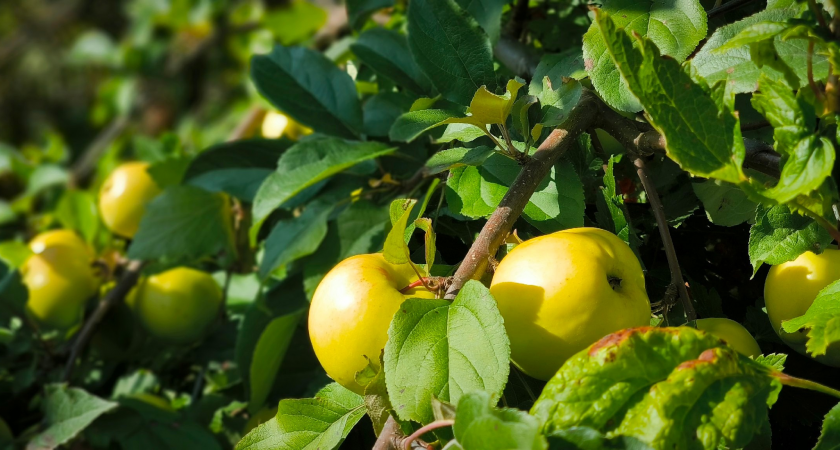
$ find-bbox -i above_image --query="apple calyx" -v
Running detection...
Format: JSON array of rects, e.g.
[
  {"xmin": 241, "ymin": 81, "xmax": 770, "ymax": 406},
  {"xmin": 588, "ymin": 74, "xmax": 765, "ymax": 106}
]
[{"xmin": 608, "ymin": 275, "xmax": 622, "ymax": 291}]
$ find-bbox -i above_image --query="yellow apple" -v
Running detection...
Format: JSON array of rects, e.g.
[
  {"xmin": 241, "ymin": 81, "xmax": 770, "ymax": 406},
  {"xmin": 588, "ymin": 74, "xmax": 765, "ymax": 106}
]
[
  {"xmin": 308, "ymin": 254, "xmax": 437, "ymax": 394},
  {"xmin": 694, "ymin": 318, "xmax": 761, "ymax": 357},
  {"xmin": 489, "ymin": 227, "xmax": 651, "ymax": 380},
  {"xmin": 261, "ymin": 111, "xmax": 313, "ymax": 140},
  {"xmin": 126, "ymin": 267, "xmax": 222, "ymax": 344},
  {"xmin": 22, "ymin": 230, "xmax": 99, "ymax": 329},
  {"xmin": 98, "ymin": 162, "xmax": 162, "ymax": 238},
  {"xmin": 765, "ymin": 249, "xmax": 840, "ymax": 367}
]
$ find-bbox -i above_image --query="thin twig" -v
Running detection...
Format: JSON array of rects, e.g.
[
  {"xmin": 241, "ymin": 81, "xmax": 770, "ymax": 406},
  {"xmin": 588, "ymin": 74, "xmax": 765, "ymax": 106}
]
[
  {"xmin": 444, "ymin": 92, "xmax": 599, "ymax": 299},
  {"xmin": 632, "ymin": 157, "xmax": 695, "ymax": 321},
  {"xmin": 373, "ymin": 417, "xmax": 429, "ymax": 450},
  {"xmin": 228, "ymin": 107, "xmax": 265, "ymax": 142},
  {"xmin": 808, "ymin": 0, "xmax": 830, "ymax": 31},
  {"xmin": 798, "ymin": 203, "xmax": 840, "ymax": 243},
  {"xmin": 62, "ymin": 260, "xmax": 145, "ymax": 383},
  {"xmin": 808, "ymin": 41, "xmax": 826, "ymax": 102},
  {"xmin": 70, "ymin": 115, "xmax": 132, "ymax": 186}
]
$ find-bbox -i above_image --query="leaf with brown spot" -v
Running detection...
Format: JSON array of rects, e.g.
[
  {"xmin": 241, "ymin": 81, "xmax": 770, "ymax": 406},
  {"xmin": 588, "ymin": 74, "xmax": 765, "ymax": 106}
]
[{"xmin": 531, "ymin": 327, "xmax": 781, "ymax": 450}]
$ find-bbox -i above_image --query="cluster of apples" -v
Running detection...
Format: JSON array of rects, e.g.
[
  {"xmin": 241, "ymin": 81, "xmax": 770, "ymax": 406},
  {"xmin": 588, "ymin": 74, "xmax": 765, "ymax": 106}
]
[
  {"xmin": 309, "ymin": 227, "xmax": 837, "ymax": 394},
  {"xmin": 22, "ymin": 162, "xmax": 221, "ymax": 345}
]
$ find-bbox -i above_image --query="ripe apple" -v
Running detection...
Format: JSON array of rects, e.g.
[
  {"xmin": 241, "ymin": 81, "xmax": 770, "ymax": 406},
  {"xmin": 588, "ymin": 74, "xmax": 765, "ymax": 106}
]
[
  {"xmin": 308, "ymin": 254, "xmax": 437, "ymax": 394},
  {"xmin": 694, "ymin": 318, "xmax": 761, "ymax": 357},
  {"xmin": 489, "ymin": 227, "xmax": 651, "ymax": 380},
  {"xmin": 22, "ymin": 230, "xmax": 99, "ymax": 329},
  {"xmin": 98, "ymin": 162, "xmax": 162, "ymax": 238},
  {"xmin": 127, "ymin": 267, "xmax": 222, "ymax": 344},
  {"xmin": 261, "ymin": 111, "xmax": 312, "ymax": 140},
  {"xmin": 764, "ymin": 249, "xmax": 840, "ymax": 367}
]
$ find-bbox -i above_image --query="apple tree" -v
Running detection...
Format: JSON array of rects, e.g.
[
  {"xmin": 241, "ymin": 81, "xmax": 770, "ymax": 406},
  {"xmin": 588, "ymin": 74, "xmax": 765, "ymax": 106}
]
[{"xmin": 1, "ymin": 0, "xmax": 840, "ymax": 448}]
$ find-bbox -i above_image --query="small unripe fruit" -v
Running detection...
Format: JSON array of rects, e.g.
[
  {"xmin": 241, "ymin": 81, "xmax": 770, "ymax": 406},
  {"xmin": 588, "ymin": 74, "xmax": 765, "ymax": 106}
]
[
  {"xmin": 309, "ymin": 254, "xmax": 436, "ymax": 394},
  {"xmin": 98, "ymin": 162, "xmax": 161, "ymax": 238},
  {"xmin": 695, "ymin": 318, "xmax": 761, "ymax": 357},
  {"xmin": 490, "ymin": 227, "xmax": 651, "ymax": 380},
  {"xmin": 127, "ymin": 267, "xmax": 222, "ymax": 345},
  {"xmin": 22, "ymin": 230, "xmax": 98, "ymax": 329}
]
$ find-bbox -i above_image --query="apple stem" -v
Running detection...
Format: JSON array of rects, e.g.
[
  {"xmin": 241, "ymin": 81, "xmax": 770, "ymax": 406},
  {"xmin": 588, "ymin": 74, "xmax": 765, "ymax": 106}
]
[
  {"xmin": 403, "ymin": 420, "xmax": 454, "ymax": 450},
  {"xmin": 775, "ymin": 371, "xmax": 840, "ymax": 399},
  {"xmin": 400, "ymin": 278, "xmax": 429, "ymax": 293}
]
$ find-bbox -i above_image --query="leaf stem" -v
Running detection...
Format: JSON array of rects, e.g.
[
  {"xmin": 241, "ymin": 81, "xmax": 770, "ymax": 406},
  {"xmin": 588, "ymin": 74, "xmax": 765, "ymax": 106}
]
[
  {"xmin": 403, "ymin": 420, "xmax": 455, "ymax": 450},
  {"xmin": 808, "ymin": 41, "xmax": 825, "ymax": 102},
  {"xmin": 797, "ymin": 202, "xmax": 840, "ymax": 243},
  {"xmin": 633, "ymin": 157, "xmax": 696, "ymax": 322},
  {"xmin": 775, "ymin": 372, "xmax": 840, "ymax": 399}
]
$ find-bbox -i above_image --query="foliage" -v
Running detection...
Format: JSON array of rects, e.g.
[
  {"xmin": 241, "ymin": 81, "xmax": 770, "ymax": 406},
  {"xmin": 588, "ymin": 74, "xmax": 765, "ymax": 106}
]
[{"xmin": 1, "ymin": 0, "xmax": 840, "ymax": 448}]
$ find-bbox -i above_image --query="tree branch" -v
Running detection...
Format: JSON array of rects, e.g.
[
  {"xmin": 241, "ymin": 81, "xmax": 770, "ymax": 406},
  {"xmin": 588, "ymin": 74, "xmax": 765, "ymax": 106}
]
[
  {"xmin": 373, "ymin": 417, "xmax": 429, "ymax": 450},
  {"xmin": 444, "ymin": 92, "xmax": 599, "ymax": 299},
  {"xmin": 632, "ymin": 157, "xmax": 696, "ymax": 321},
  {"xmin": 62, "ymin": 260, "xmax": 144, "ymax": 383}
]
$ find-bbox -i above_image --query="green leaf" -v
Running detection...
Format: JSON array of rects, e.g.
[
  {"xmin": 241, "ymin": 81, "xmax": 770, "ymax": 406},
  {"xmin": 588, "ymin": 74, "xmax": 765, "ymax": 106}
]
[
  {"xmin": 530, "ymin": 49, "xmax": 587, "ymax": 98},
  {"xmin": 302, "ymin": 201, "xmax": 390, "ymax": 299},
  {"xmin": 236, "ymin": 279, "xmax": 309, "ymax": 413},
  {"xmin": 753, "ymin": 353, "xmax": 787, "ymax": 372},
  {"xmin": 249, "ymin": 309, "xmax": 306, "ymax": 411},
  {"xmin": 781, "ymin": 279, "xmax": 840, "ymax": 358},
  {"xmin": 594, "ymin": 11, "xmax": 744, "ymax": 184},
  {"xmin": 184, "ymin": 139, "xmax": 290, "ymax": 202},
  {"xmin": 747, "ymin": 204, "xmax": 832, "ymax": 274},
  {"xmin": 363, "ymin": 92, "xmax": 415, "ymax": 137},
  {"xmin": 263, "ymin": 1, "xmax": 327, "ymax": 46},
  {"xmin": 55, "ymin": 190, "xmax": 100, "ymax": 243},
  {"xmin": 596, "ymin": 155, "xmax": 635, "ymax": 245},
  {"xmin": 346, "ymin": 0, "xmax": 393, "ymax": 29},
  {"xmin": 251, "ymin": 45, "xmax": 362, "ymax": 138},
  {"xmin": 446, "ymin": 155, "xmax": 585, "ymax": 233},
  {"xmin": 389, "ymin": 109, "xmax": 483, "ymax": 143},
  {"xmin": 357, "ymin": 356, "xmax": 393, "ymax": 436},
  {"xmin": 414, "ymin": 218, "xmax": 436, "ymax": 275},
  {"xmin": 351, "ymin": 28, "xmax": 432, "ymax": 95},
  {"xmin": 383, "ymin": 199, "xmax": 417, "ymax": 265},
  {"xmin": 251, "ymin": 137, "xmax": 395, "ymax": 237},
  {"xmin": 531, "ymin": 327, "xmax": 782, "ymax": 450},
  {"xmin": 692, "ymin": 179, "xmax": 757, "ymax": 227},
  {"xmin": 469, "ymin": 79, "xmax": 525, "ymax": 125},
  {"xmin": 583, "ymin": 0, "xmax": 706, "ymax": 112},
  {"xmin": 426, "ymin": 146, "xmax": 495, "ymax": 175},
  {"xmin": 407, "ymin": 0, "xmax": 496, "ymax": 106},
  {"xmin": 454, "ymin": 0, "xmax": 507, "ymax": 44},
  {"xmin": 384, "ymin": 280, "xmax": 510, "ymax": 424},
  {"xmin": 814, "ymin": 402, "xmax": 840, "ymax": 450},
  {"xmin": 28, "ymin": 384, "xmax": 118, "ymax": 450},
  {"xmin": 714, "ymin": 21, "xmax": 789, "ymax": 53},
  {"xmin": 259, "ymin": 202, "xmax": 332, "ymax": 279},
  {"xmin": 453, "ymin": 391, "xmax": 546, "ymax": 450},
  {"xmin": 0, "ymin": 241, "xmax": 31, "ymax": 269},
  {"xmin": 128, "ymin": 186, "xmax": 235, "ymax": 263},
  {"xmin": 437, "ymin": 122, "xmax": 490, "ymax": 143},
  {"xmin": 536, "ymin": 77, "xmax": 583, "ymax": 127},
  {"xmin": 546, "ymin": 427, "xmax": 654, "ymax": 449},
  {"xmin": 693, "ymin": 9, "xmax": 828, "ymax": 94},
  {"xmin": 147, "ymin": 156, "xmax": 191, "ymax": 188},
  {"xmin": 750, "ymin": 75, "xmax": 835, "ymax": 203},
  {"xmin": 236, "ymin": 383, "xmax": 365, "ymax": 450}
]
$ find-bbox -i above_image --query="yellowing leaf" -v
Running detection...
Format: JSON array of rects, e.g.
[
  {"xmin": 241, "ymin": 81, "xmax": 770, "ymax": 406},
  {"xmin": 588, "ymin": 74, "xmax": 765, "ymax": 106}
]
[{"xmin": 469, "ymin": 79, "xmax": 525, "ymax": 125}]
